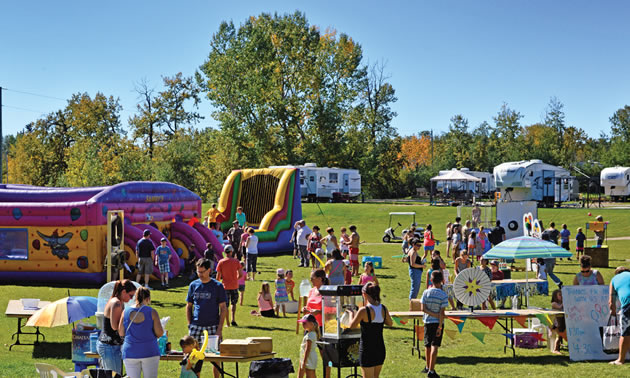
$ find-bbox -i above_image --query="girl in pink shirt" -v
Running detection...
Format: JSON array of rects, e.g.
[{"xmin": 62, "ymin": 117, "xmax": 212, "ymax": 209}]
[
  {"xmin": 238, "ymin": 261, "xmax": 246, "ymax": 306},
  {"xmin": 357, "ymin": 261, "xmax": 379, "ymax": 286}
]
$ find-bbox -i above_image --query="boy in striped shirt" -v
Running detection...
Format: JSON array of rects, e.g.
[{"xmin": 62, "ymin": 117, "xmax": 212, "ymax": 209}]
[{"xmin": 420, "ymin": 270, "xmax": 448, "ymax": 378}]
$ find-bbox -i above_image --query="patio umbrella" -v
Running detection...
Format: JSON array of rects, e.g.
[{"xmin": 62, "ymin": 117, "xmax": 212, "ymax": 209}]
[
  {"xmin": 26, "ymin": 296, "xmax": 97, "ymax": 327},
  {"xmin": 483, "ymin": 236, "xmax": 571, "ymax": 307},
  {"xmin": 483, "ymin": 236, "xmax": 573, "ymax": 260}
]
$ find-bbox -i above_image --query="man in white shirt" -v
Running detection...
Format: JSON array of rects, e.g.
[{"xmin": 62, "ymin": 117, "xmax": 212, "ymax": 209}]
[{"xmin": 296, "ymin": 220, "xmax": 312, "ymax": 268}]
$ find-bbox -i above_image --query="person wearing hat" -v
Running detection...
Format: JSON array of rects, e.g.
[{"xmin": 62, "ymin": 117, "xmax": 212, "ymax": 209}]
[
  {"xmin": 490, "ymin": 260, "xmax": 504, "ymax": 281},
  {"xmin": 136, "ymin": 229, "xmax": 156, "ymax": 289},
  {"xmin": 297, "ymin": 314, "xmax": 320, "ymax": 378},
  {"xmin": 216, "ymin": 245, "xmax": 242, "ymax": 326},
  {"xmin": 227, "ymin": 220, "xmax": 244, "ymax": 260},
  {"xmin": 155, "ymin": 237, "xmax": 173, "ymax": 288},
  {"xmin": 274, "ymin": 268, "xmax": 289, "ymax": 317}
]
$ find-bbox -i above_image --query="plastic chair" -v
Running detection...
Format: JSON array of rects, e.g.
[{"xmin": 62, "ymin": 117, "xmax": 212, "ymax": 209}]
[{"xmin": 35, "ymin": 363, "xmax": 81, "ymax": 378}]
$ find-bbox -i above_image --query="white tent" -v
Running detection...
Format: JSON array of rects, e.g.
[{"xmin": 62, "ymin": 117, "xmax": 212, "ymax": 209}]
[{"xmin": 431, "ymin": 170, "xmax": 481, "ymax": 182}]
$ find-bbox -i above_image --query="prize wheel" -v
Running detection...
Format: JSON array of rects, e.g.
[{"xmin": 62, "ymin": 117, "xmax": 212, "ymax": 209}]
[{"xmin": 453, "ymin": 268, "xmax": 492, "ymax": 307}]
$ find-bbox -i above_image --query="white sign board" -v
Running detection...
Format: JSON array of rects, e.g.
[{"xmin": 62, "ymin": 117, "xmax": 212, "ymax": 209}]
[{"xmin": 563, "ymin": 285, "xmax": 626, "ymax": 361}]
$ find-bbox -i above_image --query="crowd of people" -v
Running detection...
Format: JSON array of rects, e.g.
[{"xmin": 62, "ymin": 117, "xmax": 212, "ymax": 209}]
[{"xmin": 112, "ymin": 205, "xmax": 630, "ymax": 378}]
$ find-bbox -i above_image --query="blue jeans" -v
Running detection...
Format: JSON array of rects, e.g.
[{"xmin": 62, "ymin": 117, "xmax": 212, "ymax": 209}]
[
  {"xmin": 544, "ymin": 258, "xmax": 562, "ymax": 286},
  {"xmin": 96, "ymin": 340, "xmax": 122, "ymax": 375},
  {"xmin": 409, "ymin": 267, "xmax": 423, "ymax": 300}
]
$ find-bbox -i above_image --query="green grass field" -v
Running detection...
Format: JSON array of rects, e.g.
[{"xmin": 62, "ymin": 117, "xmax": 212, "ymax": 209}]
[{"xmin": 1, "ymin": 203, "xmax": 629, "ymax": 377}]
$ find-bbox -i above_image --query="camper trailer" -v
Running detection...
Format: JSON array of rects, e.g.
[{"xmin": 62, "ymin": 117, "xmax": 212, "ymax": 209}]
[
  {"xmin": 601, "ymin": 167, "xmax": 630, "ymax": 200},
  {"xmin": 270, "ymin": 163, "xmax": 361, "ymax": 202},
  {"xmin": 435, "ymin": 168, "xmax": 495, "ymax": 194},
  {"xmin": 494, "ymin": 160, "xmax": 576, "ymax": 207}
]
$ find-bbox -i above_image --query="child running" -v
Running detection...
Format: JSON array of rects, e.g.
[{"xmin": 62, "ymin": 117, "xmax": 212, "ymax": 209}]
[
  {"xmin": 275, "ymin": 269, "xmax": 289, "ymax": 317},
  {"xmin": 420, "ymin": 271, "xmax": 449, "ymax": 378},
  {"xmin": 179, "ymin": 335, "xmax": 203, "ymax": 378},
  {"xmin": 358, "ymin": 261, "xmax": 379, "ymax": 286},
  {"xmin": 297, "ymin": 314, "xmax": 320, "ymax": 378}
]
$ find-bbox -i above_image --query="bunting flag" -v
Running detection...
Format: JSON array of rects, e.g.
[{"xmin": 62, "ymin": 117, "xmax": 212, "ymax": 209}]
[
  {"xmin": 448, "ymin": 316, "xmax": 465, "ymax": 324},
  {"xmin": 501, "ymin": 333, "xmax": 514, "ymax": 340},
  {"xmin": 392, "ymin": 316, "xmax": 404, "ymax": 326},
  {"xmin": 535, "ymin": 313, "xmax": 552, "ymax": 327},
  {"xmin": 531, "ymin": 333, "xmax": 546, "ymax": 342},
  {"xmin": 456, "ymin": 318, "xmax": 466, "ymax": 333},
  {"xmin": 515, "ymin": 315, "xmax": 528, "ymax": 328},
  {"xmin": 445, "ymin": 329, "xmax": 457, "ymax": 340},
  {"xmin": 477, "ymin": 317, "xmax": 498, "ymax": 330},
  {"xmin": 400, "ymin": 319, "xmax": 408, "ymax": 325},
  {"xmin": 471, "ymin": 332, "xmax": 486, "ymax": 344},
  {"xmin": 415, "ymin": 325, "xmax": 425, "ymax": 340}
]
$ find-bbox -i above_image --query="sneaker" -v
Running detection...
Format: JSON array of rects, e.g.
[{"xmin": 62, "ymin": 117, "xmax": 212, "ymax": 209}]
[
  {"xmin": 297, "ymin": 264, "xmax": 304, "ymax": 267},
  {"xmin": 558, "ymin": 282, "xmax": 563, "ymax": 290},
  {"xmin": 421, "ymin": 367, "xmax": 429, "ymax": 374},
  {"xmin": 144, "ymin": 284, "xmax": 151, "ymax": 290},
  {"xmin": 231, "ymin": 321, "xmax": 238, "ymax": 326},
  {"xmin": 428, "ymin": 371, "xmax": 440, "ymax": 378},
  {"xmin": 165, "ymin": 284, "xmax": 169, "ymax": 288}
]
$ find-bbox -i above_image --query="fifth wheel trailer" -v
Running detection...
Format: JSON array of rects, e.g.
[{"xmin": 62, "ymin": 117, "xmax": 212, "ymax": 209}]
[
  {"xmin": 270, "ymin": 164, "xmax": 361, "ymax": 202},
  {"xmin": 494, "ymin": 160, "xmax": 577, "ymax": 207},
  {"xmin": 600, "ymin": 167, "xmax": 630, "ymax": 201}
]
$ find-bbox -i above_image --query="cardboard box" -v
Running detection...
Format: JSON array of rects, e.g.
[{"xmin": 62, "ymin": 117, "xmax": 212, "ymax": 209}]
[
  {"xmin": 220, "ymin": 339, "xmax": 261, "ymax": 357},
  {"xmin": 246, "ymin": 337, "xmax": 272, "ymax": 353},
  {"xmin": 409, "ymin": 299, "xmax": 422, "ymax": 311}
]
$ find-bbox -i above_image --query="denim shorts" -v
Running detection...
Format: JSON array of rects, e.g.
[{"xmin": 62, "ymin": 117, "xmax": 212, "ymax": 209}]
[{"xmin": 96, "ymin": 340, "xmax": 122, "ymax": 375}]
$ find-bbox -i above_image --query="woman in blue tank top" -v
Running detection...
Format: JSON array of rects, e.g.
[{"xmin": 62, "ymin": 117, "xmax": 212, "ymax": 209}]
[{"xmin": 118, "ymin": 287, "xmax": 164, "ymax": 378}]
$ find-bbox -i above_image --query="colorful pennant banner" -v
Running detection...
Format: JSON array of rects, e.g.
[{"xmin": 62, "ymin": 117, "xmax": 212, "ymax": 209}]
[
  {"xmin": 514, "ymin": 315, "xmax": 528, "ymax": 328},
  {"xmin": 471, "ymin": 331, "xmax": 486, "ymax": 344},
  {"xmin": 477, "ymin": 316, "xmax": 498, "ymax": 330},
  {"xmin": 456, "ymin": 318, "xmax": 466, "ymax": 333}
]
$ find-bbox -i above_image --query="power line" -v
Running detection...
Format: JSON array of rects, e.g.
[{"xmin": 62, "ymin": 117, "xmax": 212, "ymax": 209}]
[
  {"xmin": 1, "ymin": 104, "xmax": 47, "ymax": 114},
  {"xmin": 3, "ymin": 88, "xmax": 67, "ymax": 102}
]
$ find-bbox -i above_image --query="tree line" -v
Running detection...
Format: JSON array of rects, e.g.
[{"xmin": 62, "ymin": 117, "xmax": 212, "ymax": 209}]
[{"xmin": 6, "ymin": 12, "xmax": 630, "ymax": 200}]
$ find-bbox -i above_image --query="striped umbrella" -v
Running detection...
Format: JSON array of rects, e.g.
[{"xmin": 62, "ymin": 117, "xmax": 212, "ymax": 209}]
[
  {"xmin": 483, "ymin": 236, "xmax": 570, "ymax": 308},
  {"xmin": 483, "ymin": 236, "xmax": 572, "ymax": 260},
  {"xmin": 26, "ymin": 296, "xmax": 97, "ymax": 327}
]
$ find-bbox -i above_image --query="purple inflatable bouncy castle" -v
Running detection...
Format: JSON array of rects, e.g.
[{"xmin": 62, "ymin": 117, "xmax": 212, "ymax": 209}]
[{"xmin": 0, "ymin": 182, "xmax": 224, "ymax": 284}]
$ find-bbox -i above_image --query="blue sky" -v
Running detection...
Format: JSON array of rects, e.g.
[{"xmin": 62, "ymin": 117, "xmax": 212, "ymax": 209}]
[{"xmin": 2, "ymin": 1, "xmax": 629, "ymax": 138}]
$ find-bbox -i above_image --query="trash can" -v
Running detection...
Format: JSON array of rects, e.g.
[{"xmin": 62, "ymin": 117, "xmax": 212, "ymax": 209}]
[{"xmin": 249, "ymin": 358, "xmax": 294, "ymax": 378}]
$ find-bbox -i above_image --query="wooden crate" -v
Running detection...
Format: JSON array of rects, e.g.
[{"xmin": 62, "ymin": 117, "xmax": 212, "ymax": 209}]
[{"xmin": 584, "ymin": 247, "xmax": 609, "ymax": 268}]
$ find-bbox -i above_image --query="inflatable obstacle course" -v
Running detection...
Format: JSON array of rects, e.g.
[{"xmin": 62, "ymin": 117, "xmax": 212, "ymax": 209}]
[
  {"xmin": 217, "ymin": 168, "xmax": 302, "ymax": 254},
  {"xmin": 0, "ymin": 182, "xmax": 223, "ymax": 284}
]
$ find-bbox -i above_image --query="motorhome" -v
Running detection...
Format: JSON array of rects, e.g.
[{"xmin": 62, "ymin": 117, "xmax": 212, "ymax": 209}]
[
  {"xmin": 600, "ymin": 167, "xmax": 630, "ymax": 200},
  {"xmin": 435, "ymin": 168, "xmax": 495, "ymax": 194},
  {"xmin": 270, "ymin": 163, "xmax": 361, "ymax": 201},
  {"xmin": 493, "ymin": 160, "xmax": 576, "ymax": 207}
]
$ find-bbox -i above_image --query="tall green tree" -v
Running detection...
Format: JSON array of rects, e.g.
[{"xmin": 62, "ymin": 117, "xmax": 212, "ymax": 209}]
[
  {"xmin": 493, "ymin": 103, "xmax": 523, "ymax": 162},
  {"xmin": 197, "ymin": 11, "xmax": 365, "ymax": 167}
]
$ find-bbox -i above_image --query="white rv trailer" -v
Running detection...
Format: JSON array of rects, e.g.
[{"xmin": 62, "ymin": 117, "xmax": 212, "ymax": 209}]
[
  {"xmin": 600, "ymin": 167, "xmax": 630, "ymax": 200},
  {"xmin": 269, "ymin": 163, "xmax": 361, "ymax": 201},
  {"xmin": 435, "ymin": 168, "xmax": 495, "ymax": 194},
  {"xmin": 493, "ymin": 160, "xmax": 576, "ymax": 206}
]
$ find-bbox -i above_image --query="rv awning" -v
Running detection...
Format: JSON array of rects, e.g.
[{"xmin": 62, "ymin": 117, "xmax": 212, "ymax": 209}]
[{"xmin": 430, "ymin": 170, "xmax": 481, "ymax": 182}]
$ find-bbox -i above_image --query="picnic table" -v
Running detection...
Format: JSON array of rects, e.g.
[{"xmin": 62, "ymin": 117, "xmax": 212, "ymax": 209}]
[
  {"xmin": 5, "ymin": 299, "xmax": 51, "ymax": 350},
  {"xmin": 85, "ymin": 351, "xmax": 276, "ymax": 378},
  {"xmin": 390, "ymin": 309, "xmax": 563, "ymax": 358}
]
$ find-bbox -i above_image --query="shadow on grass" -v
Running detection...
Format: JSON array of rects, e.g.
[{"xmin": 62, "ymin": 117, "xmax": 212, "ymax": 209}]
[
  {"xmin": 439, "ymin": 354, "xmax": 570, "ymax": 366},
  {"xmin": 244, "ymin": 325, "xmax": 294, "ymax": 332},
  {"xmin": 32, "ymin": 342, "xmax": 72, "ymax": 359},
  {"xmin": 150, "ymin": 300, "xmax": 186, "ymax": 309}
]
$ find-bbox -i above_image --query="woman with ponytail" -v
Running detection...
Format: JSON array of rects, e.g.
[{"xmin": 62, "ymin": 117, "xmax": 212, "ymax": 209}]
[
  {"xmin": 349, "ymin": 282, "xmax": 393, "ymax": 378},
  {"xmin": 119, "ymin": 287, "xmax": 164, "ymax": 378},
  {"xmin": 96, "ymin": 279, "xmax": 136, "ymax": 375}
]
